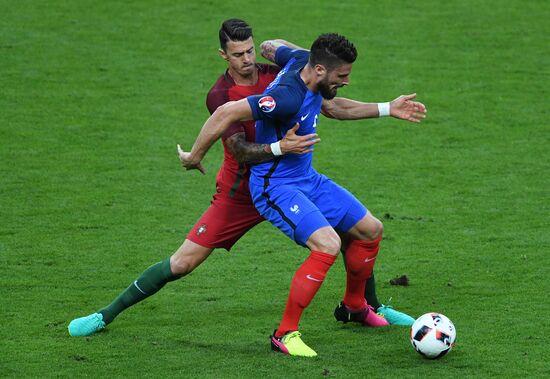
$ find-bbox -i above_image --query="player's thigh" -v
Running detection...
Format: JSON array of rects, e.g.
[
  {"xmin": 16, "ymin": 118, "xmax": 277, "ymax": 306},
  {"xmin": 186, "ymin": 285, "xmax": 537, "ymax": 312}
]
[
  {"xmin": 310, "ymin": 175, "xmax": 368, "ymax": 233},
  {"xmin": 186, "ymin": 196, "xmax": 263, "ymax": 251},
  {"xmin": 256, "ymin": 185, "xmax": 331, "ymax": 246}
]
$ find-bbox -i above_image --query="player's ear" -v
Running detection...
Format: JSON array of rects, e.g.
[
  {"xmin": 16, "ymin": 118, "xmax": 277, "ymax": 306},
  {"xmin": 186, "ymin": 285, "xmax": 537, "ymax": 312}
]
[
  {"xmin": 314, "ymin": 64, "xmax": 327, "ymax": 78},
  {"xmin": 219, "ymin": 48, "xmax": 229, "ymax": 61}
]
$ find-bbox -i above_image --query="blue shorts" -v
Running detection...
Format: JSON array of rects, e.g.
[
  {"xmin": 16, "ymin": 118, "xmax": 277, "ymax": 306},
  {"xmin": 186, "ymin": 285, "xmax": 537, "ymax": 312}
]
[{"xmin": 250, "ymin": 170, "xmax": 368, "ymax": 246}]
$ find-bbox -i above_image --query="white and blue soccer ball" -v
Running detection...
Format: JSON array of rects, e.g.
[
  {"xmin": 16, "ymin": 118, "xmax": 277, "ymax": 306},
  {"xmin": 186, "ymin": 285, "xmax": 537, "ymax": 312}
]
[{"xmin": 410, "ymin": 313, "xmax": 456, "ymax": 359}]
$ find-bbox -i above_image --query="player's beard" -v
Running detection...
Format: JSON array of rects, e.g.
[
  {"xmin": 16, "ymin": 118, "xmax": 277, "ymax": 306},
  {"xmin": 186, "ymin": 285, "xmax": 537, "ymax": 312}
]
[{"xmin": 318, "ymin": 78, "xmax": 337, "ymax": 100}]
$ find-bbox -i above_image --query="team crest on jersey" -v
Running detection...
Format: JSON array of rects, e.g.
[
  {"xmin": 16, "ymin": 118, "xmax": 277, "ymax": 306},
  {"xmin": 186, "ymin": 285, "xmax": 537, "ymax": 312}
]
[
  {"xmin": 196, "ymin": 224, "xmax": 207, "ymax": 236},
  {"xmin": 258, "ymin": 96, "xmax": 276, "ymax": 113}
]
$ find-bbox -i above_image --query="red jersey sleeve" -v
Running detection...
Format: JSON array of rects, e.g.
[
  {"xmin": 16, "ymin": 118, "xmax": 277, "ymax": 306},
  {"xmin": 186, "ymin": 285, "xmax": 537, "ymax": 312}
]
[{"xmin": 206, "ymin": 78, "xmax": 245, "ymax": 141}]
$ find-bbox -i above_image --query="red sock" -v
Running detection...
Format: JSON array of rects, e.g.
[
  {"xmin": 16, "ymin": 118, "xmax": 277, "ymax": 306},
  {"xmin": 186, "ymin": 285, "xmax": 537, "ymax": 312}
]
[
  {"xmin": 343, "ymin": 237, "xmax": 381, "ymax": 311},
  {"xmin": 275, "ymin": 251, "xmax": 336, "ymax": 337}
]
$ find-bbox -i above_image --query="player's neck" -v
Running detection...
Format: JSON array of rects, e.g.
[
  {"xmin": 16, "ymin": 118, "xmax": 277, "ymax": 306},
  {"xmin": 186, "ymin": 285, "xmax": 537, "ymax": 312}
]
[{"xmin": 228, "ymin": 67, "xmax": 258, "ymax": 86}]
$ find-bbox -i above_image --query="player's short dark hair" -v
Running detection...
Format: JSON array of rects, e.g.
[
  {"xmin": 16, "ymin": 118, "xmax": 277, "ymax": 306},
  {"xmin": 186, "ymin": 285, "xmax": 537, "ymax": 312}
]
[
  {"xmin": 219, "ymin": 19, "xmax": 253, "ymax": 50},
  {"xmin": 309, "ymin": 33, "xmax": 357, "ymax": 70}
]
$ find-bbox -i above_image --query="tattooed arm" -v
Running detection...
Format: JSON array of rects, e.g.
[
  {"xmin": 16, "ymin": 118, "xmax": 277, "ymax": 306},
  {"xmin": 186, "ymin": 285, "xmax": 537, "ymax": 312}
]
[
  {"xmin": 225, "ymin": 124, "xmax": 320, "ymax": 165},
  {"xmin": 225, "ymin": 133, "xmax": 274, "ymax": 165},
  {"xmin": 260, "ymin": 39, "xmax": 307, "ymax": 63}
]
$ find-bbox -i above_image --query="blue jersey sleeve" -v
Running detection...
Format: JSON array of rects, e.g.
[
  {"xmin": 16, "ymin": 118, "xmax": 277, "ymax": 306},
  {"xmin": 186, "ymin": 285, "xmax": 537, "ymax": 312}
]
[
  {"xmin": 275, "ymin": 46, "xmax": 310, "ymax": 67},
  {"xmin": 247, "ymin": 85, "xmax": 303, "ymax": 121}
]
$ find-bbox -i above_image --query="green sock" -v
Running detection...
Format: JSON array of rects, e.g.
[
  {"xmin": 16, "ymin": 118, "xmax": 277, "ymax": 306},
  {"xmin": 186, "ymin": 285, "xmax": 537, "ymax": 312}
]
[
  {"xmin": 99, "ymin": 258, "xmax": 178, "ymax": 324},
  {"xmin": 364, "ymin": 273, "xmax": 382, "ymax": 310}
]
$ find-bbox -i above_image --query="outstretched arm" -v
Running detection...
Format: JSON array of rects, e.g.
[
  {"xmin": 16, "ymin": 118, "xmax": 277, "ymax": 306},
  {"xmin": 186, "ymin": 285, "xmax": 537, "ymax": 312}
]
[
  {"xmin": 260, "ymin": 39, "xmax": 306, "ymax": 63},
  {"xmin": 177, "ymin": 98, "xmax": 253, "ymax": 173},
  {"xmin": 321, "ymin": 93, "xmax": 427, "ymax": 123}
]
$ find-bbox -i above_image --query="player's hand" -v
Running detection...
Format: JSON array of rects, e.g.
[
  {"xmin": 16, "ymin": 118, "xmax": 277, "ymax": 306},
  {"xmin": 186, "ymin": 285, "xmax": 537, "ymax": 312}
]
[
  {"xmin": 279, "ymin": 123, "xmax": 321, "ymax": 155},
  {"xmin": 177, "ymin": 144, "xmax": 206, "ymax": 175},
  {"xmin": 390, "ymin": 93, "xmax": 427, "ymax": 123}
]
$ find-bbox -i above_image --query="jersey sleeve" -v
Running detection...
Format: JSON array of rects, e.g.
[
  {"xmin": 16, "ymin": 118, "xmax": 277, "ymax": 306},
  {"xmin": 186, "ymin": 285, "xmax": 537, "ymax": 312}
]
[
  {"xmin": 206, "ymin": 86, "xmax": 245, "ymax": 140},
  {"xmin": 246, "ymin": 85, "xmax": 303, "ymax": 121},
  {"xmin": 275, "ymin": 46, "xmax": 309, "ymax": 67}
]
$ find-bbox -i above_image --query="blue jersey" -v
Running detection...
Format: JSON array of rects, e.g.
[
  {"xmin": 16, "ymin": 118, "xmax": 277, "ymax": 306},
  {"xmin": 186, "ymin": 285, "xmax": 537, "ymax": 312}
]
[{"xmin": 246, "ymin": 46, "xmax": 322, "ymax": 184}]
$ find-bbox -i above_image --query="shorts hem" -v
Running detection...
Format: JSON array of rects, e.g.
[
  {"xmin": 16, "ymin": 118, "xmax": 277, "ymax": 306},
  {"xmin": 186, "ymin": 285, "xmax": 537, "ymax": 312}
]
[{"xmin": 185, "ymin": 235, "xmax": 233, "ymax": 252}]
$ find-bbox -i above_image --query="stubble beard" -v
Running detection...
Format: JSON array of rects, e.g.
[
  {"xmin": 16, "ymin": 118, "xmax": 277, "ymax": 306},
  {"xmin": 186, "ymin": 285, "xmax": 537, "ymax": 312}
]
[{"xmin": 318, "ymin": 79, "xmax": 337, "ymax": 100}]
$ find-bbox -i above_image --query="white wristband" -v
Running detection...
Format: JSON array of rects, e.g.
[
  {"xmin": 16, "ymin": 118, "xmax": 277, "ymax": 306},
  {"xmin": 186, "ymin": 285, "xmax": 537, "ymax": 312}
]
[
  {"xmin": 270, "ymin": 141, "xmax": 283, "ymax": 156},
  {"xmin": 377, "ymin": 102, "xmax": 390, "ymax": 117}
]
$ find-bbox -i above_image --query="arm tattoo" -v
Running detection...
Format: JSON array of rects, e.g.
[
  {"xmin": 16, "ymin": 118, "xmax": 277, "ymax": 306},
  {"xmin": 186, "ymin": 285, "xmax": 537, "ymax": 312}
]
[
  {"xmin": 260, "ymin": 41, "xmax": 278, "ymax": 63},
  {"xmin": 225, "ymin": 133, "xmax": 274, "ymax": 165},
  {"xmin": 261, "ymin": 39, "xmax": 307, "ymax": 64}
]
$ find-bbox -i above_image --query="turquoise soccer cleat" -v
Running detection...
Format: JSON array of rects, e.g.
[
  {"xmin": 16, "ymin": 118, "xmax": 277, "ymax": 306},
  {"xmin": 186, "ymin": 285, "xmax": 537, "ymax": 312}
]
[
  {"xmin": 68, "ymin": 313, "xmax": 106, "ymax": 336},
  {"xmin": 376, "ymin": 305, "xmax": 415, "ymax": 326}
]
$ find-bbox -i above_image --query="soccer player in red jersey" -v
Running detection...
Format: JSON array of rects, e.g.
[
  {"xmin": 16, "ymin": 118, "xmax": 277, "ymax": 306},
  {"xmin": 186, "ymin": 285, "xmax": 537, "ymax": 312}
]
[{"xmin": 67, "ymin": 19, "xmax": 319, "ymax": 337}]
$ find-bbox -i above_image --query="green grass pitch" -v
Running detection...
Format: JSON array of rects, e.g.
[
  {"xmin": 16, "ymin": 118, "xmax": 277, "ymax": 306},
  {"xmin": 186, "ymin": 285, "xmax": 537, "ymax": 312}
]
[{"xmin": 1, "ymin": 0, "xmax": 548, "ymax": 377}]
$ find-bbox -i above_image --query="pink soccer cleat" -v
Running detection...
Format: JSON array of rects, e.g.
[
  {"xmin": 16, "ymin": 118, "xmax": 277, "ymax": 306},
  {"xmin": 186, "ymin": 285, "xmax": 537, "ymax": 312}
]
[{"xmin": 334, "ymin": 301, "xmax": 389, "ymax": 327}]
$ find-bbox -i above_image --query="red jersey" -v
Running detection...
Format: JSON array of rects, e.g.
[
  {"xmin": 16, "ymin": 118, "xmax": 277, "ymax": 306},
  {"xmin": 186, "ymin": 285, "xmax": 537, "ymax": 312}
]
[{"xmin": 206, "ymin": 63, "xmax": 280, "ymax": 200}]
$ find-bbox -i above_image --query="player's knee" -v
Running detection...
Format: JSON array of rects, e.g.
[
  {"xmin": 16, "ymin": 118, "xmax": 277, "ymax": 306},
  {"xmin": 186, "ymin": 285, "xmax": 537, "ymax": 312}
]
[
  {"xmin": 169, "ymin": 240, "xmax": 212, "ymax": 276},
  {"xmin": 307, "ymin": 229, "xmax": 341, "ymax": 254},
  {"xmin": 357, "ymin": 217, "xmax": 383, "ymax": 241},
  {"xmin": 326, "ymin": 234, "xmax": 342, "ymax": 254},
  {"xmin": 370, "ymin": 219, "xmax": 383, "ymax": 240},
  {"xmin": 169, "ymin": 255, "xmax": 195, "ymax": 276}
]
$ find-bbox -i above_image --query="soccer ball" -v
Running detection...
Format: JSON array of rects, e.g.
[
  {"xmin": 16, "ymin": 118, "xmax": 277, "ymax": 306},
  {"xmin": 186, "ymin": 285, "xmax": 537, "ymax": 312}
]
[{"xmin": 410, "ymin": 313, "xmax": 456, "ymax": 359}]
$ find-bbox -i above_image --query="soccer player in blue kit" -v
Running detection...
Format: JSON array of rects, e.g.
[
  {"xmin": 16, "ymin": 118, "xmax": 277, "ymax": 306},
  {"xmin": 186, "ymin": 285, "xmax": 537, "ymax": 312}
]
[{"xmin": 179, "ymin": 33, "xmax": 427, "ymax": 357}]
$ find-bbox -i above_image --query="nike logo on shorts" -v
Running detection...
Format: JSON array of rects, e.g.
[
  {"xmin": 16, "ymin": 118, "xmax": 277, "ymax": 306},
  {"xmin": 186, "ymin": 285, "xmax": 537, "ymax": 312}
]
[{"xmin": 364, "ymin": 257, "xmax": 376, "ymax": 263}]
